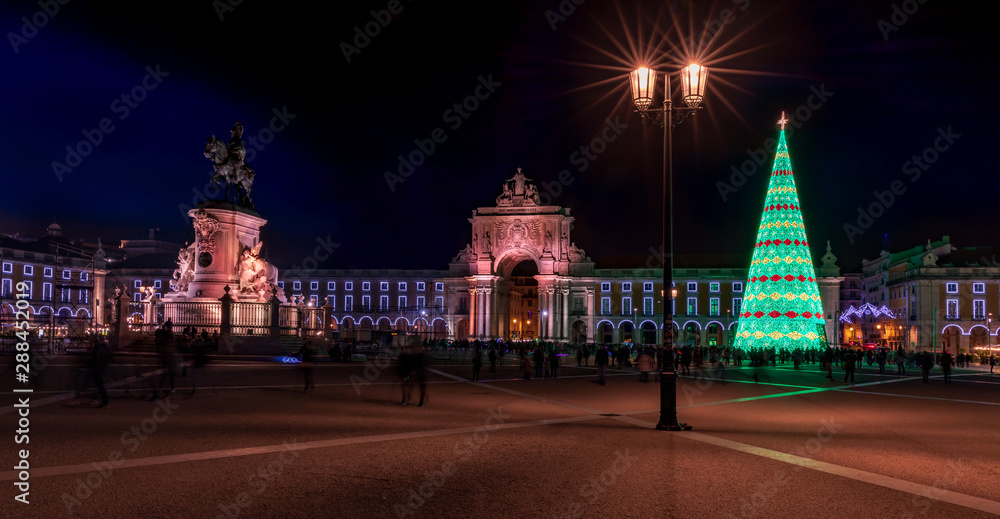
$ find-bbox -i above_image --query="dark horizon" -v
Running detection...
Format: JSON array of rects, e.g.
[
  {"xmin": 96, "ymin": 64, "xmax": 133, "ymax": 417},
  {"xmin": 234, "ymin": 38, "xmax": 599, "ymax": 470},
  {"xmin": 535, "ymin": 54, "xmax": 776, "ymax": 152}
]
[{"xmin": 2, "ymin": 0, "xmax": 996, "ymax": 274}]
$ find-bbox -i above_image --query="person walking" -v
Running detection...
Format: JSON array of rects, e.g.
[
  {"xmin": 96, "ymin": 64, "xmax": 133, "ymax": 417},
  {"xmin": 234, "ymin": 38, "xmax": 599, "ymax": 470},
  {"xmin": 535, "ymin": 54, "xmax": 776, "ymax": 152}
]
[
  {"xmin": 940, "ymin": 350, "xmax": 953, "ymax": 384},
  {"xmin": 148, "ymin": 325, "xmax": 176, "ymax": 400},
  {"xmin": 595, "ymin": 345, "xmax": 609, "ymax": 385},
  {"xmin": 843, "ymin": 349, "xmax": 856, "ymax": 386},
  {"xmin": 89, "ymin": 337, "xmax": 112, "ymax": 408},
  {"xmin": 533, "ymin": 347, "xmax": 544, "ymax": 379},
  {"xmin": 576, "ymin": 347, "xmax": 583, "ymax": 367},
  {"xmin": 521, "ymin": 354, "xmax": 532, "ymax": 380},
  {"xmin": 472, "ymin": 351, "xmax": 482, "ymax": 382},
  {"xmin": 637, "ymin": 349, "xmax": 653, "ymax": 383},
  {"xmin": 299, "ymin": 342, "xmax": 315, "ymax": 392},
  {"xmin": 548, "ymin": 349, "xmax": 559, "ymax": 379},
  {"xmin": 990, "ymin": 353, "xmax": 997, "ymax": 374},
  {"xmin": 488, "ymin": 348, "xmax": 497, "ymax": 373},
  {"xmin": 895, "ymin": 347, "xmax": 906, "ymax": 375},
  {"xmin": 190, "ymin": 337, "xmax": 216, "ymax": 395},
  {"xmin": 921, "ymin": 351, "xmax": 933, "ymax": 383}
]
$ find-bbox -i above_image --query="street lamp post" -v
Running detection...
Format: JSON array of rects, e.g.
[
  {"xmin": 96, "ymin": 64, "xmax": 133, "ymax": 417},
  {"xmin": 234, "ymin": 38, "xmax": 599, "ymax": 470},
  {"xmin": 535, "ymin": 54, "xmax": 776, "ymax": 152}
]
[{"xmin": 629, "ymin": 64, "xmax": 707, "ymax": 431}]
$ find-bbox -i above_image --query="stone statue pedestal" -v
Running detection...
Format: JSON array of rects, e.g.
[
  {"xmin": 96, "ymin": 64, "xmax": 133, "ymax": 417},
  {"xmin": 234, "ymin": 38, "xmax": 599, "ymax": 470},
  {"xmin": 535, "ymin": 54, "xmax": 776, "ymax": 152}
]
[{"xmin": 164, "ymin": 201, "xmax": 274, "ymax": 303}]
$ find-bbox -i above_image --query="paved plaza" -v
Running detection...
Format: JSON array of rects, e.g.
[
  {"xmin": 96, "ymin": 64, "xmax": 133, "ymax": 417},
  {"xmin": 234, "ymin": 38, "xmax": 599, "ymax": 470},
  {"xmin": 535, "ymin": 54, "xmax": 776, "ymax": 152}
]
[{"xmin": 3, "ymin": 353, "xmax": 1000, "ymax": 518}]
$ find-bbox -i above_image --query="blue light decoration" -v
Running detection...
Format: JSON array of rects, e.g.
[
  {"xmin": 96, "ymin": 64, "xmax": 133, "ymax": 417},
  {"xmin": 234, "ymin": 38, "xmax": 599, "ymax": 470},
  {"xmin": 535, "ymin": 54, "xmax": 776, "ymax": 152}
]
[
  {"xmin": 839, "ymin": 303, "xmax": 896, "ymax": 324},
  {"xmin": 279, "ymin": 356, "xmax": 301, "ymax": 364}
]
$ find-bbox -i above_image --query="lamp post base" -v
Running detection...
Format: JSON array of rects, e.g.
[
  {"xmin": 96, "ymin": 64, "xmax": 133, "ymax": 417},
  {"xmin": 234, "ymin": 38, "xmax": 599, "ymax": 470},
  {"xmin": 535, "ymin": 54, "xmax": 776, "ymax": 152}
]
[
  {"xmin": 656, "ymin": 421, "xmax": 693, "ymax": 431},
  {"xmin": 655, "ymin": 367, "xmax": 693, "ymax": 431}
]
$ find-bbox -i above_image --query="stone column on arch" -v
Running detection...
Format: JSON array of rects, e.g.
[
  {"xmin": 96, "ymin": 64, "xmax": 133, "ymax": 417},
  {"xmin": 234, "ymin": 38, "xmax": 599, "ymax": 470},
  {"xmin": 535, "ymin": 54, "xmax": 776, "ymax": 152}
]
[
  {"xmin": 468, "ymin": 288, "xmax": 478, "ymax": 339},
  {"xmin": 561, "ymin": 288, "xmax": 570, "ymax": 341},
  {"xmin": 484, "ymin": 287, "xmax": 493, "ymax": 339},
  {"xmin": 586, "ymin": 288, "xmax": 595, "ymax": 344}
]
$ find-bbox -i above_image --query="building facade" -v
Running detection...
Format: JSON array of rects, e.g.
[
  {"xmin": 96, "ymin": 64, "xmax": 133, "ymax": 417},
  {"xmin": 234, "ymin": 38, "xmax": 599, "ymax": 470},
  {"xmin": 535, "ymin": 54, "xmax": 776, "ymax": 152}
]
[{"xmin": 857, "ymin": 236, "xmax": 999, "ymax": 353}]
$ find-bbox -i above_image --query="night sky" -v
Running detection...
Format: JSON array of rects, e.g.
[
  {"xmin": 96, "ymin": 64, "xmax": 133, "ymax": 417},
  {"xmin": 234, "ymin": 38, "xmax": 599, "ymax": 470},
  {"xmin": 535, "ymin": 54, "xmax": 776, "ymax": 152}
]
[{"xmin": 2, "ymin": 0, "xmax": 995, "ymax": 272}]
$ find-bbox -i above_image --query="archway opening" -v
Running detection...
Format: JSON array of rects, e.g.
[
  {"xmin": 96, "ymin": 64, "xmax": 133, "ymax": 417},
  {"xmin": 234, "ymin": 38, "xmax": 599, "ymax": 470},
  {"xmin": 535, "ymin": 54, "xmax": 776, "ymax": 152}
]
[
  {"xmin": 943, "ymin": 326, "xmax": 960, "ymax": 352},
  {"xmin": 506, "ymin": 260, "xmax": 539, "ymax": 341},
  {"xmin": 641, "ymin": 322, "xmax": 656, "ymax": 345}
]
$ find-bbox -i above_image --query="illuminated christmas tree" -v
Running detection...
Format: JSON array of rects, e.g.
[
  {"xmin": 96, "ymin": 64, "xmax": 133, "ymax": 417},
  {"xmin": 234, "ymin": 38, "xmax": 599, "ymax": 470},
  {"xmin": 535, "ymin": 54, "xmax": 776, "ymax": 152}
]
[{"xmin": 733, "ymin": 113, "xmax": 826, "ymax": 351}]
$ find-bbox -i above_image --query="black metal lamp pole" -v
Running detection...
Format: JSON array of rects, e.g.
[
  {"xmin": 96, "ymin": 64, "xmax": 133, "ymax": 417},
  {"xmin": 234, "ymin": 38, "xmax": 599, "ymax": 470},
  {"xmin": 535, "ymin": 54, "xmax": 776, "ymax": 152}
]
[{"xmin": 628, "ymin": 65, "xmax": 707, "ymax": 431}]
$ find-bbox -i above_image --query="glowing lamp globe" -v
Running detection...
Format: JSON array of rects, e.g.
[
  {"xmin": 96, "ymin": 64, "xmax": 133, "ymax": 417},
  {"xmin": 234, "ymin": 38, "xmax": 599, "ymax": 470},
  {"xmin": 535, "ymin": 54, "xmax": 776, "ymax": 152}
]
[
  {"xmin": 630, "ymin": 67, "xmax": 657, "ymax": 111},
  {"xmin": 680, "ymin": 64, "xmax": 708, "ymax": 108}
]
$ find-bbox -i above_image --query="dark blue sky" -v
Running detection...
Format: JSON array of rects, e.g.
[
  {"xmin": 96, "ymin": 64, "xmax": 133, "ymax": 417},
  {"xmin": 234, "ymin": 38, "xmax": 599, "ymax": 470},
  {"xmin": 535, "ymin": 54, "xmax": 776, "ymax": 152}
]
[{"xmin": 1, "ymin": 0, "xmax": 995, "ymax": 271}]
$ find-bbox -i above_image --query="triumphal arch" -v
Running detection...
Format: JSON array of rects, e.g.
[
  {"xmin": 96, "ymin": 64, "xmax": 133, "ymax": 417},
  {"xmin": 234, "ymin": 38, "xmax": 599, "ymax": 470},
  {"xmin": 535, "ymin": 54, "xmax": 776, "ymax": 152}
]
[{"xmin": 445, "ymin": 169, "xmax": 597, "ymax": 341}]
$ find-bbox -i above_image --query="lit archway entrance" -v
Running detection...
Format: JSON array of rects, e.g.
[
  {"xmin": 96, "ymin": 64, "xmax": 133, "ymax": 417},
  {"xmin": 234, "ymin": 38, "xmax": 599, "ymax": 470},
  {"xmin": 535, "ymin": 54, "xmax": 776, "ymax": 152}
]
[
  {"xmin": 620, "ymin": 322, "xmax": 634, "ymax": 344},
  {"xmin": 970, "ymin": 327, "xmax": 987, "ymax": 353},
  {"xmin": 683, "ymin": 323, "xmax": 700, "ymax": 347},
  {"xmin": 455, "ymin": 319, "xmax": 470, "ymax": 341},
  {"xmin": 942, "ymin": 326, "xmax": 960, "ymax": 352},
  {"xmin": 640, "ymin": 322, "xmax": 656, "ymax": 345},
  {"xmin": 500, "ymin": 258, "xmax": 539, "ymax": 342},
  {"xmin": 599, "ymin": 322, "xmax": 613, "ymax": 344}
]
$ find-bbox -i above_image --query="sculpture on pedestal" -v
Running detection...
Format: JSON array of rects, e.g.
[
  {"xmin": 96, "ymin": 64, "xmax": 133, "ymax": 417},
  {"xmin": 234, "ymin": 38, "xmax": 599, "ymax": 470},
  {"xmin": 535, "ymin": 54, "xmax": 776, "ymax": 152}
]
[
  {"xmin": 169, "ymin": 244, "xmax": 196, "ymax": 293},
  {"xmin": 236, "ymin": 241, "xmax": 279, "ymax": 299},
  {"xmin": 204, "ymin": 121, "xmax": 256, "ymax": 208}
]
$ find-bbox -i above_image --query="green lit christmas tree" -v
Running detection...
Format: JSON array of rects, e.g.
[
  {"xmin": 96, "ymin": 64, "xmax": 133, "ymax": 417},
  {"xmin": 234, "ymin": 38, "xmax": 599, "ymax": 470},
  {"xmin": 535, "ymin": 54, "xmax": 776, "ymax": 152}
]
[{"xmin": 733, "ymin": 113, "xmax": 826, "ymax": 351}]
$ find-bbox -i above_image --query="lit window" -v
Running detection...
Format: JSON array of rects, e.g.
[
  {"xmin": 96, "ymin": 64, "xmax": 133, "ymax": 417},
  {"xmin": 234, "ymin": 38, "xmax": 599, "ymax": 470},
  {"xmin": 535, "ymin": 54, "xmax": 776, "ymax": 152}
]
[
  {"xmin": 23, "ymin": 265, "xmax": 33, "ymax": 276},
  {"xmin": 362, "ymin": 295, "xmax": 371, "ymax": 310},
  {"xmin": 43, "ymin": 267, "xmax": 53, "ymax": 278},
  {"xmin": 345, "ymin": 282, "xmax": 353, "ymax": 291},
  {"xmin": 328, "ymin": 281, "xmax": 336, "ymax": 291},
  {"xmin": 399, "ymin": 296, "xmax": 407, "ymax": 308},
  {"xmin": 80, "ymin": 272, "xmax": 88, "ymax": 282},
  {"xmin": 292, "ymin": 281, "xmax": 301, "ymax": 291},
  {"xmin": 380, "ymin": 282, "xmax": 389, "ymax": 291},
  {"xmin": 309, "ymin": 295, "xmax": 318, "ymax": 306},
  {"xmin": 946, "ymin": 299, "xmax": 959, "ymax": 318},
  {"xmin": 417, "ymin": 296, "xmax": 425, "ymax": 308},
  {"xmin": 732, "ymin": 282, "xmax": 743, "ymax": 292},
  {"xmin": 643, "ymin": 297, "xmax": 653, "ymax": 315},
  {"xmin": 733, "ymin": 298, "xmax": 742, "ymax": 316},
  {"xmin": 601, "ymin": 297, "xmax": 610, "ymax": 315},
  {"xmin": 435, "ymin": 282, "xmax": 444, "ymax": 291},
  {"xmin": 945, "ymin": 283, "xmax": 958, "ymax": 294},
  {"xmin": 362, "ymin": 282, "xmax": 371, "ymax": 291},
  {"xmin": 643, "ymin": 282, "xmax": 653, "ymax": 292},
  {"xmin": 1, "ymin": 279, "xmax": 11, "ymax": 297},
  {"xmin": 345, "ymin": 295, "xmax": 353, "ymax": 311},
  {"xmin": 434, "ymin": 296, "xmax": 444, "ymax": 308},
  {"xmin": 622, "ymin": 282, "xmax": 632, "ymax": 292},
  {"xmin": 973, "ymin": 283, "xmax": 985, "ymax": 294},
  {"xmin": 622, "ymin": 297, "xmax": 632, "ymax": 315},
  {"xmin": 710, "ymin": 282, "xmax": 720, "ymax": 292},
  {"xmin": 63, "ymin": 270, "xmax": 71, "ymax": 280},
  {"xmin": 134, "ymin": 280, "xmax": 142, "ymax": 288},
  {"xmin": 310, "ymin": 281, "xmax": 319, "ymax": 291},
  {"xmin": 380, "ymin": 295, "xmax": 389, "ymax": 310},
  {"xmin": 1, "ymin": 263, "xmax": 11, "ymax": 274},
  {"xmin": 416, "ymin": 282, "xmax": 425, "ymax": 291},
  {"xmin": 154, "ymin": 280, "xmax": 161, "ymax": 288},
  {"xmin": 974, "ymin": 300, "xmax": 985, "ymax": 320},
  {"xmin": 42, "ymin": 283, "xmax": 52, "ymax": 301},
  {"xmin": 687, "ymin": 297, "xmax": 697, "ymax": 315},
  {"xmin": 277, "ymin": 281, "xmax": 285, "ymax": 289},
  {"xmin": 710, "ymin": 298, "xmax": 720, "ymax": 316},
  {"xmin": 601, "ymin": 282, "xmax": 611, "ymax": 292},
  {"xmin": 687, "ymin": 282, "xmax": 697, "ymax": 292}
]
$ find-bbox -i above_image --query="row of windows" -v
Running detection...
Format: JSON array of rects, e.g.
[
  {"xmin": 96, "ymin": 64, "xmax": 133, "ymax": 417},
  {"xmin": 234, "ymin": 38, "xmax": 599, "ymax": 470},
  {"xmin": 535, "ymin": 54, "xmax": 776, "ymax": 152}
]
[
  {"xmin": 945, "ymin": 298, "xmax": 989, "ymax": 319},
  {"xmin": 313, "ymin": 295, "xmax": 445, "ymax": 311},
  {"xmin": 598, "ymin": 296, "xmax": 742, "ymax": 317},
  {"xmin": 1, "ymin": 263, "xmax": 88, "ymax": 281},
  {"xmin": 0, "ymin": 279, "xmax": 89, "ymax": 302},
  {"xmin": 945, "ymin": 282, "xmax": 987, "ymax": 294},
  {"xmin": 599, "ymin": 281, "xmax": 743, "ymax": 293},
  {"xmin": 280, "ymin": 281, "xmax": 446, "ymax": 292}
]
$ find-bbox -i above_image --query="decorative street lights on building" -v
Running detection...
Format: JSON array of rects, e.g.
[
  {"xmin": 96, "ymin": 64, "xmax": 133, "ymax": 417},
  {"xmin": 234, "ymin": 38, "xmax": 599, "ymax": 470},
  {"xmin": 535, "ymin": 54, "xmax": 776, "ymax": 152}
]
[{"xmin": 628, "ymin": 63, "xmax": 707, "ymax": 431}]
